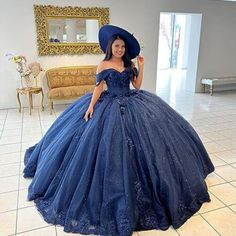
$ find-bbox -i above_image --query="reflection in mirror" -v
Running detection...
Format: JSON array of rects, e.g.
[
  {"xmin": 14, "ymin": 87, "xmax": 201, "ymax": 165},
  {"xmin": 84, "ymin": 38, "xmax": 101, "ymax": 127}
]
[
  {"xmin": 48, "ymin": 18, "xmax": 99, "ymax": 43},
  {"xmin": 34, "ymin": 5, "xmax": 109, "ymax": 55}
]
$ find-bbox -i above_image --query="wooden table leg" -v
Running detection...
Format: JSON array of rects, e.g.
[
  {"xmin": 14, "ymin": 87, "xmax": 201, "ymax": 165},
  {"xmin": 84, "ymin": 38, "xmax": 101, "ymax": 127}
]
[
  {"xmin": 26, "ymin": 91, "xmax": 32, "ymax": 115},
  {"xmin": 210, "ymin": 85, "xmax": 213, "ymax": 96},
  {"xmin": 30, "ymin": 93, "xmax": 33, "ymax": 110},
  {"xmin": 16, "ymin": 91, "xmax": 22, "ymax": 112},
  {"xmin": 41, "ymin": 90, "xmax": 44, "ymax": 111},
  {"xmin": 203, "ymin": 84, "xmax": 205, "ymax": 93},
  {"xmin": 49, "ymin": 100, "xmax": 53, "ymax": 115}
]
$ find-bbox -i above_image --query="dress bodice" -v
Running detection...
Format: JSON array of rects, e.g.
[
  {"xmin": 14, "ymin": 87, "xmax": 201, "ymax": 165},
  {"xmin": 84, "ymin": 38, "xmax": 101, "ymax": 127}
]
[{"xmin": 96, "ymin": 67, "xmax": 135, "ymax": 96}]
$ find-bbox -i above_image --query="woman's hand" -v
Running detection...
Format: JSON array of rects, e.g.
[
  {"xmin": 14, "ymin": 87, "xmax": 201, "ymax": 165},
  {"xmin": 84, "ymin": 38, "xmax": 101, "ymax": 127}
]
[
  {"xmin": 84, "ymin": 106, "xmax": 94, "ymax": 122},
  {"xmin": 137, "ymin": 55, "xmax": 144, "ymax": 69}
]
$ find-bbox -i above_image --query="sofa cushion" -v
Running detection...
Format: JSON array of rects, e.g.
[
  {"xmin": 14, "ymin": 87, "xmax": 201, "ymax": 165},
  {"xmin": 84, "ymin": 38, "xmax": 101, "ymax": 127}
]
[{"xmin": 48, "ymin": 85, "xmax": 95, "ymax": 99}]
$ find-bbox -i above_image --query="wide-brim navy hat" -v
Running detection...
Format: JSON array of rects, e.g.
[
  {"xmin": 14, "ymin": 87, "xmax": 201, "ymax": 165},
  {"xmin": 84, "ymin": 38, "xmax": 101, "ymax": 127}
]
[{"xmin": 99, "ymin": 25, "xmax": 140, "ymax": 59}]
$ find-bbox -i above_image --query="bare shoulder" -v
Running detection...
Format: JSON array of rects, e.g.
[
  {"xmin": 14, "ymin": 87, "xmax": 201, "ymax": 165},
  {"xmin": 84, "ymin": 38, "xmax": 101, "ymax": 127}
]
[{"xmin": 96, "ymin": 61, "xmax": 109, "ymax": 74}]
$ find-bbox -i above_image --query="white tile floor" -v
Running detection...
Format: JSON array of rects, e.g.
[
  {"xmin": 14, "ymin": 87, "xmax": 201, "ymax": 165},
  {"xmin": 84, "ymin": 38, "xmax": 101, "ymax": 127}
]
[{"xmin": 1, "ymin": 90, "xmax": 236, "ymax": 236}]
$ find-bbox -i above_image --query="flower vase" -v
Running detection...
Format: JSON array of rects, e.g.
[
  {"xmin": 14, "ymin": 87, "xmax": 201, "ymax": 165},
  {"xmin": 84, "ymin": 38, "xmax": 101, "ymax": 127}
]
[{"xmin": 21, "ymin": 75, "xmax": 33, "ymax": 89}]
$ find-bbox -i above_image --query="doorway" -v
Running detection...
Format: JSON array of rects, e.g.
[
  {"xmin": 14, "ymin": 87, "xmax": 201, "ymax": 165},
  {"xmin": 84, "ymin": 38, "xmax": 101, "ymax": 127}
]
[{"xmin": 156, "ymin": 13, "xmax": 202, "ymax": 96}]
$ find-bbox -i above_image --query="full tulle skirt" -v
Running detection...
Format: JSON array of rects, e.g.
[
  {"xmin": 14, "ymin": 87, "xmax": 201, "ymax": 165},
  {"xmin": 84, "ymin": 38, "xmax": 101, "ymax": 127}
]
[{"xmin": 24, "ymin": 90, "xmax": 214, "ymax": 236}]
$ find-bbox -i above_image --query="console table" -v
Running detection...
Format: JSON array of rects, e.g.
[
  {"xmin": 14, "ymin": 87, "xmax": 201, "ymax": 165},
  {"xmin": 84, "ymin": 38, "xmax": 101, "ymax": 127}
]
[{"xmin": 16, "ymin": 87, "xmax": 44, "ymax": 115}]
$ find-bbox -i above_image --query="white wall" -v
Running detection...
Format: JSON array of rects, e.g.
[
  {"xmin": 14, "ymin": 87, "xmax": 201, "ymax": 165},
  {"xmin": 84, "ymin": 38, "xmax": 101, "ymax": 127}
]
[
  {"xmin": 155, "ymin": 0, "xmax": 236, "ymax": 93},
  {"xmin": 179, "ymin": 14, "xmax": 191, "ymax": 69},
  {"xmin": 1, "ymin": 0, "xmax": 236, "ymax": 109},
  {"xmin": 0, "ymin": 0, "xmax": 159, "ymax": 109},
  {"xmin": 186, "ymin": 14, "xmax": 202, "ymax": 93},
  {"xmin": 196, "ymin": 0, "xmax": 236, "ymax": 91}
]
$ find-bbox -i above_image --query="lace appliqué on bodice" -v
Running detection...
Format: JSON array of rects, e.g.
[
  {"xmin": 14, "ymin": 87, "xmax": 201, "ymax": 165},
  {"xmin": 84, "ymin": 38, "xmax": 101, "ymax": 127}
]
[{"xmin": 96, "ymin": 67, "xmax": 138, "ymax": 97}]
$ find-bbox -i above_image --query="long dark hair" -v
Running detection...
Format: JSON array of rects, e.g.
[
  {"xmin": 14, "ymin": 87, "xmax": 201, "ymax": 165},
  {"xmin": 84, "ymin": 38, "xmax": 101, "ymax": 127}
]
[{"xmin": 103, "ymin": 34, "xmax": 132, "ymax": 68}]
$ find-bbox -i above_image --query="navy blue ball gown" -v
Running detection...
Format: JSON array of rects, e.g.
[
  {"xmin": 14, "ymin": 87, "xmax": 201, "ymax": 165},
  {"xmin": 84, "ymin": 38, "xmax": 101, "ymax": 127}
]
[{"xmin": 23, "ymin": 66, "xmax": 214, "ymax": 236}]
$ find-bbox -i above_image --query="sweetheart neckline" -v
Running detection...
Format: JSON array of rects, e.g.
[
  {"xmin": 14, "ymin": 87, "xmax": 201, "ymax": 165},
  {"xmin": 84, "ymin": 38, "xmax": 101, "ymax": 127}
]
[{"xmin": 96, "ymin": 67, "xmax": 129, "ymax": 76}]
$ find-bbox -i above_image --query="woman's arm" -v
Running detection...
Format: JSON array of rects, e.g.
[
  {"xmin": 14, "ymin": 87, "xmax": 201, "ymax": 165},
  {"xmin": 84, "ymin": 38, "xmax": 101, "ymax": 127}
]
[
  {"xmin": 89, "ymin": 82, "xmax": 104, "ymax": 108},
  {"xmin": 132, "ymin": 56, "xmax": 144, "ymax": 90},
  {"xmin": 84, "ymin": 63, "xmax": 105, "ymax": 121},
  {"xmin": 84, "ymin": 81, "xmax": 104, "ymax": 122}
]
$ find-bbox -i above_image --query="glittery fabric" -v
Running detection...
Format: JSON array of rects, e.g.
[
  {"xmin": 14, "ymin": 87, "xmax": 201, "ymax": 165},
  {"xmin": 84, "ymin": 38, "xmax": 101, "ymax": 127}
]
[{"xmin": 23, "ymin": 67, "xmax": 214, "ymax": 236}]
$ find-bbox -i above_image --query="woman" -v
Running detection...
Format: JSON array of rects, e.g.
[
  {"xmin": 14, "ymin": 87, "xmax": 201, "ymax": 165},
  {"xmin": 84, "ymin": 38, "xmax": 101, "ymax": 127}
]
[{"xmin": 24, "ymin": 25, "xmax": 214, "ymax": 236}]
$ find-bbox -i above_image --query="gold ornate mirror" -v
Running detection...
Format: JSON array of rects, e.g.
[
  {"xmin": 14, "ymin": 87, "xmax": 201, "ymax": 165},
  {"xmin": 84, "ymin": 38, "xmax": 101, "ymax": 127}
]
[{"xmin": 34, "ymin": 5, "xmax": 109, "ymax": 56}]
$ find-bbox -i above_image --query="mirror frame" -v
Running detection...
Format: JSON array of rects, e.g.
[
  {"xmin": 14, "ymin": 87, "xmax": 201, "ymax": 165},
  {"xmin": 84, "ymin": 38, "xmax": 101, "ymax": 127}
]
[{"xmin": 34, "ymin": 5, "xmax": 109, "ymax": 56}]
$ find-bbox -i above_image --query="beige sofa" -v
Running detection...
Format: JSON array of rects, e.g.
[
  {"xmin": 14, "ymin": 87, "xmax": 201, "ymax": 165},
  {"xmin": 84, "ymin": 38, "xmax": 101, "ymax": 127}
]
[{"xmin": 46, "ymin": 66, "xmax": 97, "ymax": 114}]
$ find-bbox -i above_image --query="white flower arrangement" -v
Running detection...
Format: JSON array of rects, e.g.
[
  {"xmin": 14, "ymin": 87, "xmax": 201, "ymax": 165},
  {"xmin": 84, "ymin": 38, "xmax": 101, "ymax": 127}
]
[{"xmin": 6, "ymin": 53, "xmax": 42, "ymax": 88}]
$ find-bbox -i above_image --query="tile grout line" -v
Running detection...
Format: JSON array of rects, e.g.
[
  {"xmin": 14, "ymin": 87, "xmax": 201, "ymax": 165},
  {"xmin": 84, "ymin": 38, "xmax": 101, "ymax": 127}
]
[
  {"xmin": 227, "ymin": 205, "xmax": 236, "ymax": 215},
  {"xmin": 228, "ymin": 203, "xmax": 236, "ymax": 208},
  {"xmin": 228, "ymin": 162, "xmax": 236, "ymax": 170},
  {"xmin": 0, "ymin": 110, "xmax": 8, "ymax": 139},
  {"xmin": 215, "ymin": 160, "xmax": 236, "ymax": 168},
  {"xmin": 0, "ymin": 173, "xmax": 20, "ymax": 179},
  {"xmin": 0, "ymin": 172, "xmax": 25, "ymax": 179},
  {"xmin": 1, "ymin": 103, "xmax": 236, "ymax": 235},
  {"xmin": 0, "ymin": 189, "xmax": 19, "ymax": 195},
  {"xmin": 15, "ymin": 107, "xmax": 24, "ymax": 235},
  {"xmin": 1, "ymin": 110, "xmax": 18, "ymax": 236},
  {"xmin": 198, "ymin": 153, "xmax": 236, "ymax": 216},
  {"xmin": 14, "ymin": 108, "xmax": 50, "ymax": 235},
  {"xmin": 207, "ymin": 180, "xmax": 233, "ymax": 188},
  {"xmin": 0, "ymin": 161, "xmax": 22, "ymax": 166},
  {"xmin": 0, "ymin": 138, "xmax": 40, "ymax": 146},
  {"xmin": 38, "ymin": 108, "xmax": 44, "ymax": 137},
  {"xmin": 199, "ymin": 214, "xmax": 221, "ymax": 236},
  {"xmin": 213, "ymin": 171, "xmax": 236, "ymax": 190},
  {"xmin": 207, "ymin": 145, "xmax": 235, "ymax": 155},
  {"xmin": 205, "ymin": 171, "xmax": 236, "ymax": 216},
  {"xmin": 0, "ymin": 150, "xmax": 22, "ymax": 155},
  {"xmin": 14, "ymin": 225, "xmax": 53, "ymax": 235},
  {"xmin": 176, "ymin": 229, "xmax": 181, "ymax": 236},
  {"xmin": 0, "ymin": 205, "xmax": 35, "ymax": 215},
  {"xmin": 54, "ymin": 225, "xmax": 57, "ymax": 236},
  {"xmin": 199, "ymin": 205, "xmax": 227, "ymax": 215}
]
